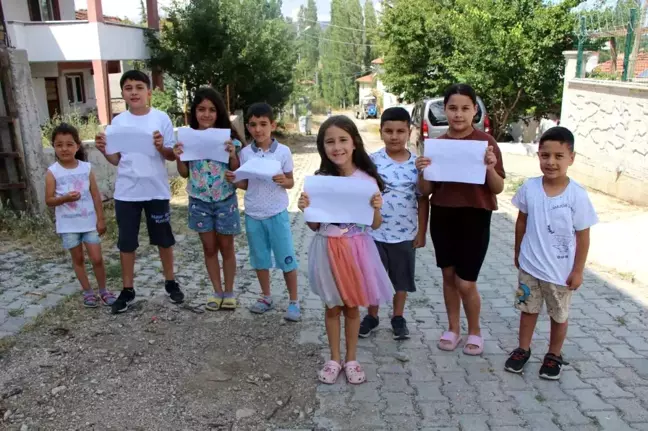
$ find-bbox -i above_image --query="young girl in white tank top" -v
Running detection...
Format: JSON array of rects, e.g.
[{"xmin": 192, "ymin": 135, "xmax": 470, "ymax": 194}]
[{"xmin": 45, "ymin": 124, "xmax": 115, "ymax": 308}]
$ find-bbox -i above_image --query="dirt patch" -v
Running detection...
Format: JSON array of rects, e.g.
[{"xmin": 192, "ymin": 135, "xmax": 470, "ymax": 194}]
[{"xmin": 0, "ymin": 297, "xmax": 321, "ymax": 431}]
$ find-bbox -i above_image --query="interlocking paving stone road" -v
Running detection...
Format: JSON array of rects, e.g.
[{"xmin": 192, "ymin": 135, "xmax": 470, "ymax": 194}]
[{"xmin": 2, "ymin": 137, "xmax": 648, "ymax": 430}]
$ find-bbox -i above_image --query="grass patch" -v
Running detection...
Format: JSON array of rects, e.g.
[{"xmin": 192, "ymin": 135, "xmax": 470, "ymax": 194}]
[
  {"xmin": 535, "ymin": 394, "xmax": 546, "ymax": 403},
  {"xmin": 0, "ymin": 202, "xmax": 61, "ymax": 256},
  {"xmin": 170, "ymin": 176, "xmax": 187, "ymax": 198},
  {"xmin": 506, "ymin": 176, "xmax": 525, "ymax": 193},
  {"xmin": 616, "ymin": 316, "xmax": 627, "ymax": 326},
  {"xmin": 8, "ymin": 308, "xmax": 24, "ymax": 317},
  {"xmin": 105, "ymin": 261, "xmax": 122, "ymax": 282},
  {"xmin": 0, "ymin": 336, "xmax": 16, "ymax": 356}
]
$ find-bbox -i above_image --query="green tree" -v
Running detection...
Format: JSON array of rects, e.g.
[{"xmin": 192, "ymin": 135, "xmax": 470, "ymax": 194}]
[
  {"xmin": 145, "ymin": 0, "xmax": 296, "ymax": 111},
  {"xmin": 321, "ymin": 0, "xmax": 366, "ymax": 107},
  {"xmin": 364, "ymin": 0, "xmax": 379, "ymax": 67},
  {"xmin": 381, "ymin": 0, "xmax": 581, "ymax": 138}
]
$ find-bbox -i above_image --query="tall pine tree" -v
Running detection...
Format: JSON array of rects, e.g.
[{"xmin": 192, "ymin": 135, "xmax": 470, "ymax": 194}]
[
  {"xmin": 364, "ymin": 0, "xmax": 378, "ymax": 67},
  {"xmin": 321, "ymin": 0, "xmax": 365, "ymax": 107}
]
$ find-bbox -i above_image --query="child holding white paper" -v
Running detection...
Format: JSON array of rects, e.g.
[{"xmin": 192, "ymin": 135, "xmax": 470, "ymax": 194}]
[
  {"xmin": 173, "ymin": 87, "xmax": 244, "ymax": 311},
  {"xmin": 416, "ymin": 84, "xmax": 505, "ymax": 356},
  {"xmin": 45, "ymin": 123, "xmax": 116, "ymax": 308},
  {"xmin": 225, "ymin": 103, "xmax": 301, "ymax": 322},
  {"xmin": 95, "ymin": 70, "xmax": 184, "ymax": 314},
  {"xmin": 298, "ymin": 115, "xmax": 393, "ymax": 385}
]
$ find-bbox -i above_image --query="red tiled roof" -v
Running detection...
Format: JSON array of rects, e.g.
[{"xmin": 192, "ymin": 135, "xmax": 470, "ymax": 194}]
[
  {"xmin": 596, "ymin": 52, "xmax": 648, "ymax": 77},
  {"xmin": 371, "ymin": 58, "xmax": 384, "ymax": 65},
  {"xmin": 75, "ymin": 9, "xmax": 124, "ymax": 24},
  {"xmin": 356, "ymin": 74, "xmax": 375, "ymax": 83}
]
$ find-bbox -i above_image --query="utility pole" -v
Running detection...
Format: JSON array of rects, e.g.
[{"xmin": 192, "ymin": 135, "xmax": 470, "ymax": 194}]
[{"xmin": 626, "ymin": 0, "xmax": 648, "ymax": 80}]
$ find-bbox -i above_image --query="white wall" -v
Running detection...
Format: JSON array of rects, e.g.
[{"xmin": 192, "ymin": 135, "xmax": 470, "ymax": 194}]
[
  {"xmin": 1, "ymin": 0, "xmax": 30, "ymax": 21},
  {"xmin": 6, "ymin": 21, "xmax": 149, "ymax": 62},
  {"xmin": 30, "ymin": 62, "xmax": 58, "ymax": 78},
  {"xmin": 358, "ymin": 83, "xmax": 373, "ymax": 104},
  {"xmin": 59, "ymin": 0, "xmax": 76, "ymax": 20}
]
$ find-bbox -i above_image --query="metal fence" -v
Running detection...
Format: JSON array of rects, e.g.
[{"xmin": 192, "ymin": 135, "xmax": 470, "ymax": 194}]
[{"xmin": 575, "ymin": 0, "xmax": 648, "ymax": 82}]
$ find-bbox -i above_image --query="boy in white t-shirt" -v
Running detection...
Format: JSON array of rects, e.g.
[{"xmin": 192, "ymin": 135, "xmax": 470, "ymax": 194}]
[
  {"xmin": 95, "ymin": 70, "xmax": 184, "ymax": 314},
  {"xmin": 505, "ymin": 127, "xmax": 598, "ymax": 380},
  {"xmin": 226, "ymin": 103, "xmax": 300, "ymax": 322}
]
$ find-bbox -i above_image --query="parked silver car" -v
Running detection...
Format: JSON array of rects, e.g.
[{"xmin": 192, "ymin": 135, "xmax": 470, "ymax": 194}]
[{"xmin": 410, "ymin": 96, "xmax": 492, "ymax": 155}]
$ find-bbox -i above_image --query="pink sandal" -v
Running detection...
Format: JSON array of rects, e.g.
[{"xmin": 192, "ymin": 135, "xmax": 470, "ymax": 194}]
[
  {"xmin": 463, "ymin": 335, "xmax": 484, "ymax": 356},
  {"xmin": 438, "ymin": 331, "xmax": 462, "ymax": 351},
  {"xmin": 344, "ymin": 361, "xmax": 366, "ymax": 385},
  {"xmin": 318, "ymin": 361, "xmax": 342, "ymax": 384}
]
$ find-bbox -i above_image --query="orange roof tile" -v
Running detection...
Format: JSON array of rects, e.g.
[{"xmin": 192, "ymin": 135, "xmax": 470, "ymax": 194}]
[
  {"xmin": 596, "ymin": 52, "xmax": 648, "ymax": 77},
  {"xmin": 371, "ymin": 58, "xmax": 384, "ymax": 65},
  {"xmin": 356, "ymin": 74, "xmax": 375, "ymax": 83},
  {"xmin": 75, "ymin": 9, "xmax": 124, "ymax": 24}
]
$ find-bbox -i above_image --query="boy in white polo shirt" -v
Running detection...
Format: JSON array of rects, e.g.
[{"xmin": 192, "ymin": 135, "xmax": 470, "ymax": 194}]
[
  {"xmin": 227, "ymin": 103, "xmax": 300, "ymax": 322},
  {"xmin": 95, "ymin": 70, "xmax": 184, "ymax": 314},
  {"xmin": 505, "ymin": 127, "xmax": 597, "ymax": 380}
]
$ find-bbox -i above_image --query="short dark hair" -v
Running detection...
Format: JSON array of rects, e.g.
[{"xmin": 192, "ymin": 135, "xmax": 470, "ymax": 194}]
[
  {"xmin": 539, "ymin": 126, "xmax": 575, "ymax": 152},
  {"xmin": 380, "ymin": 107, "xmax": 411, "ymax": 128},
  {"xmin": 443, "ymin": 83, "xmax": 477, "ymax": 106},
  {"xmin": 246, "ymin": 103, "xmax": 274, "ymax": 123},
  {"xmin": 120, "ymin": 70, "xmax": 151, "ymax": 89}
]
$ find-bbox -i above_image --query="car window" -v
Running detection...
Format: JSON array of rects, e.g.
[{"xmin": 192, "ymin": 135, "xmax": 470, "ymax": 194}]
[
  {"xmin": 412, "ymin": 103, "xmax": 421, "ymax": 124},
  {"xmin": 428, "ymin": 100, "xmax": 484, "ymax": 125}
]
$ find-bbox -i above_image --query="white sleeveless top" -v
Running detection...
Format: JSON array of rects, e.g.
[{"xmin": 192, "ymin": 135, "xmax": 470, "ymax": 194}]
[{"xmin": 48, "ymin": 161, "xmax": 97, "ymax": 234}]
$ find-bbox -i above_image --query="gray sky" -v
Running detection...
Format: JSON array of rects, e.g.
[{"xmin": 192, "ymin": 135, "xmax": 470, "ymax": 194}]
[{"xmin": 75, "ymin": 0, "xmax": 380, "ymax": 22}]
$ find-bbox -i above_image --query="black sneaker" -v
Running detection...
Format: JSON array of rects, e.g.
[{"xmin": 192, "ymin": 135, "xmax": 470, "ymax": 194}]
[
  {"xmin": 504, "ymin": 348, "xmax": 531, "ymax": 374},
  {"xmin": 391, "ymin": 316, "xmax": 410, "ymax": 340},
  {"xmin": 165, "ymin": 280, "xmax": 184, "ymax": 304},
  {"xmin": 359, "ymin": 315, "xmax": 379, "ymax": 338},
  {"xmin": 111, "ymin": 289, "xmax": 135, "ymax": 314},
  {"xmin": 539, "ymin": 353, "xmax": 569, "ymax": 380}
]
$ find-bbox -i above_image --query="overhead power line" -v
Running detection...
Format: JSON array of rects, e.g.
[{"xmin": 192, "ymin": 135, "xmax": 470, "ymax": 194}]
[
  {"xmin": 301, "ymin": 17, "xmax": 366, "ymax": 33},
  {"xmin": 303, "ymin": 33, "xmax": 380, "ymax": 47}
]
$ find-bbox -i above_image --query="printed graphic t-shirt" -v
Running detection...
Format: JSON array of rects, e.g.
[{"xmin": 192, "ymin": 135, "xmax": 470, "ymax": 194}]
[
  {"xmin": 512, "ymin": 176, "xmax": 598, "ymax": 286},
  {"xmin": 48, "ymin": 161, "xmax": 97, "ymax": 234},
  {"xmin": 112, "ymin": 108, "xmax": 174, "ymax": 202},
  {"xmin": 370, "ymin": 148, "xmax": 419, "ymax": 243}
]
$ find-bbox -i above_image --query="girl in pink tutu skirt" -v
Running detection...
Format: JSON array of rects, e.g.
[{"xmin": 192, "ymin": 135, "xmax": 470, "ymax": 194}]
[{"xmin": 298, "ymin": 116, "xmax": 394, "ymax": 385}]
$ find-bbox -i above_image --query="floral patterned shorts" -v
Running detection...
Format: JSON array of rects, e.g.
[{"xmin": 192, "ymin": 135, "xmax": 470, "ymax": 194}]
[
  {"xmin": 188, "ymin": 194, "xmax": 241, "ymax": 235},
  {"xmin": 514, "ymin": 269, "xmax": 572, "ymax": 323}
]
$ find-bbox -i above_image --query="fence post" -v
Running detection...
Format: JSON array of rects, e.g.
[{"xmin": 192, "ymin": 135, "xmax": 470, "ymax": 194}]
[
  {"xmin": 576, "ymin": 16, "xmax": 586, "ymax": 78},
  {"xmin": 621, "ymin": 8, "xmax": 637, "ymax": 82}
]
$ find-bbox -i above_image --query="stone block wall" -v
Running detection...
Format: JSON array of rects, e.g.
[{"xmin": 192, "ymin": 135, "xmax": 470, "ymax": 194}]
[{"xmin": 561, "ymin": 78, "xmax": 648, "ymax": 205}]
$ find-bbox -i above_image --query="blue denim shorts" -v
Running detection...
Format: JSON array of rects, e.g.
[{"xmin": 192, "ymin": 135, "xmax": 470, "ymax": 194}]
[
  {"xmin": 188, "ymin": 194, "xmax": 242, "ymax": 235},
  {"xmin": 60, "ymin": 230, "xmax": 101, "ymax": 250},
  {"xmin": 245, "ymin": 210, "xmax": 298, "ymax": 272}
]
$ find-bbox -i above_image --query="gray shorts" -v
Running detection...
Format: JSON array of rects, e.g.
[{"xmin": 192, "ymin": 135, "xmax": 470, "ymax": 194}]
[{"xmin": 374, "ymin": 240, "xmax": 416, "ymax": 293}]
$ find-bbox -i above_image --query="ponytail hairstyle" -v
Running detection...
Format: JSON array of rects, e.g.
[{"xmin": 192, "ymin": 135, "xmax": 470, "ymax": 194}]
[
  {"xmin": 315, "ymin": 115, "xmax": 385, "ymax": 192},
  {"xmin": 189, "ymin": 86, "xmax": 245, "ymax": 144},
  {"xmin": 443, "ymin": 83, "xmax": 478, "ymax": 106},
  {"xmin": 52, "ymin": 123, "xmax": 86, "ymax": 161}
]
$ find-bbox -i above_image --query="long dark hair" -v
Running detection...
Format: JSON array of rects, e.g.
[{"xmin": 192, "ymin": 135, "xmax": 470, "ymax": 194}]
[
  {"xmin": 443, "ymin": 83, "xmax": 478, "ymax": 106},
  {"xmin": 316, "ymin": 115, "xmax": 385, "ymax": 192},
  {"xmin": 52, "ymin": 123, "xmax": 86, "ymax": 161},
  {"xmin": 189, "ymin": 87, "xmax": 244, "ymax": 143}
]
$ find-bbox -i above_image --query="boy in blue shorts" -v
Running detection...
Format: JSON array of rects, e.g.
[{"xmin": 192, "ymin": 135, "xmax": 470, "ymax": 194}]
[
  {"xmin": 359, "ymin": 107, "xmax": 429, "ymax": 340},
  {"xmin": 505, "ymin": 127, "xmax": 597, "ymax": 380},
  {"xmin": 95, "ymin": 70, "xmax": 184, "ymax": 314},
  {"xmin": 227, "ymin": 103, "xmax": 300, "ymax": 321}
]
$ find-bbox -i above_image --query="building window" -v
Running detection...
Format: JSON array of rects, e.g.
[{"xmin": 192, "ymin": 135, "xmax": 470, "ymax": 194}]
[
  {"xmin": 65, "ymin": 74, "xmax": 86, "ymax": 104},
  {"xmin": 28, "ymin": 0, "xmax": 60, "ymax": 21}
]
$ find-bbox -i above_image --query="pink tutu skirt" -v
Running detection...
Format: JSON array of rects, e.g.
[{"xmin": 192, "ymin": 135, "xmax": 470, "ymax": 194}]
[{"xmin": 308, "ymin": 224, "xmax": 394, "ymax": 308}]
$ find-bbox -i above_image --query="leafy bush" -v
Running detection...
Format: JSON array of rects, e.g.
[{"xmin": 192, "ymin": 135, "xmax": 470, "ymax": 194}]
[
  {"xmin": 587, "ymin": 69, "xmax": 621, "ymax": 81},
  {"xmin": 41, "ymin": 111, "xmax": 101, "ymax": 147}
]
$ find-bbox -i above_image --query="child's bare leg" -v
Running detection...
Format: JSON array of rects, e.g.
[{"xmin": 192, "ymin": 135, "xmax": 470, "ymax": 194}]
[
  {"xmin": 216, "ymin": 234, "xmax": 236, "ymax": 294},
  {"xmin": 256, "ymin": 269, "xmax": 271, "ymax": 296},
  {"xmin": 367, "ymin": 305, "xmax": 379, "ymax": 318},
  {"xmin": 519, "ymin": 312, "xmax": 539, "ymax": 351},
  {"xmin": 70, "ymin": 245, "xmax": 91, "ymax": 291},
  {"xmin": 393, "ymin": 291, "xmax": 407, "ymax": 317},
  {"xmin": 344, "ymin": 306, "xmax": 361, "ymax": 362},
  {"xmin": 456, "ymin": 276, "xmax": 482, "ymax": 347},
  {"xmin": 440, "ymin": 267, "xmax": 461, "ymax": 346},
  {"xmin": 120, "ymin": 251, "xmax": 136, "ymax": 288},
  {"xmin": 85, "ymin": 243, "xmax": 106, "ymax": 290},
  {"xmin": 158, "ymin": 246, "xmax": 175, "ymax": 281},
  {"xmin": 283, "ymin": 269, "xmax": 298, "ymax": 301},
  {"xmin": 548, "ymin": 318, "xmax": 568, "ymax": 356},
  {"xmin": 325, "ymin": 306, "xmax": 343, "ymax": 363},
  {"xmin": 200, "ymin": 232, "xmax": 223, "ymax": 294}
]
